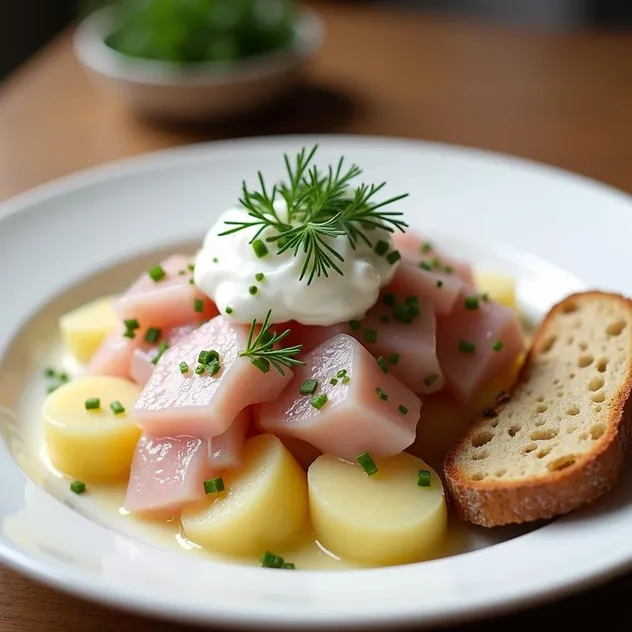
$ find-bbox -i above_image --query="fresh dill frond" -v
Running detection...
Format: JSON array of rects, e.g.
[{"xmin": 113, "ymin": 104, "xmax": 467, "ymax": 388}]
[
  {"xmin": 239, "ymin": 309, "xmax": 304, "ymax": 376},
  {"xmin": 219, "ymin": 146, "xmax": 409, "ymax": 284}
]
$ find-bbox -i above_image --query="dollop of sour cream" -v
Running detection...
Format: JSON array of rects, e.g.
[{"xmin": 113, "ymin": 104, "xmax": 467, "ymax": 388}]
[{"xmin": 194, "ymin": 202, "xmax": 401, "ymax": 326}]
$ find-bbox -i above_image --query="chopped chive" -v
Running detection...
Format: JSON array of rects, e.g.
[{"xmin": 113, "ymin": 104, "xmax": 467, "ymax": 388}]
[
  {"xmin": 349, "ymin": 319, "xmax": 361, "ymax": 331},
  {"xmin": 179, "ymin": 361, "xmax": 189, "ymax": 374},
  {"xmin": 342, "ymin": 375, "xmax": 351, "ymax": 385},
  {"xmin": 212, "ymin": 257, "xmax": 219, "ymax": 263},
  {"xmin": 429, "ymin": 257, "xmax": 441, "ymax": 269},
  {"xmin": 187, "ymin": 263, "xmax": 195, "ymax": 271},
  {"xmin": 59, "ymin": 372, "xmax": 69, "ymax": 383},
  {"xmin": 376, "ymin": 387, "xmax": 388, "ymax": 401},
  {"xmin": 148, "ymin": 265, "xmax": 166, "ymax": 282},
  {"xmin": 481, "ymin": 293, "xmax": 490, "ymax": 302},
  {"xmin": 260, "ymin": 551, "xmax": 284, "ymax": 569},
  {"xmin": 444, "ymin": 265, "xmax": 454, "ymax": 274},
  {"xmin": 417, "ymin": 469, "xmax": 432, "ymax": 487},
  {"xmin": 420, "ymin": 261, "xmax": 432, "ymax": 271},
  {"xmin": 110, "ymin": 400, "xmax": 125, "ymax": 415},
  {"xmin": 144, "ymin": 327, "xmax": 161, "ymax": 344},
  {"xmin": 248, "ymin": 285, "xmax": 258, "ymax": 295},
  {"xmin": 70, "ymin": 481, "xmax": 86, "ymax": 494},
  {"xmin": 310, "ymin": 393, "xmax": 328, "ymax": 410},
  {"xmin": 389, "ymin": 353, "xmax": 400, "ymax": 365},
  {"xmin": 225, "ymin": 306, "xmax": 233, "ymax": 315},
  {"xmin": 299, "ymin": 379, "xmax": 318, "ymax": 395},
  {"xmin": 252, "ymin": 239, "xmax": 269, "ymax": 258},
  {"xmin": 44, "ymin": 368, "xmax": 56, "ymax": 378},
  {"xmin": 85, "ymin": 398, "xmax": 100, "ymax": 411},
  {"xmin": 195, "ymin": 365, "xmax": 205, "ymax": 375},
  {"xmin": 357, "ymin": 452, "xmax": 378, "ymax": 476},
  {"xmin": 189, "ymin": 278, "xmax": 195, "ymax": 285},
  {"xmin": 123, "ymin": 329, "xmax": 136, "ymax": 339},
  {"xmin": 255, "ymin": 272, "xmax": 265, "ymax": 282},
  {"xmin": 464, "ymin": 295, "xmax": 480, "ymax": 311},
  {"xmin": 386, "ymin": 250, "xmax": 401, "ymax": 265},
  {"xmin": 151, "ymin": 341, "xmax": 169, "ymax": 365},
  {"xmin": 194, "ymin": 298, "xmax": 205, "ymax": 313},
  {"xmin": 178, "ymin": 270, "xmax": 186, "ymax": 276},
  {"xmin": 198, "ymin": 349, "xmax": 219, "ymax": 364},
  {"xmin": 330, "ymin": 378, "xmax": 339, "ymax": 386},
  {"xmin": 363, "ymin": 328, "xmax": 378, "ymax": 343},
  {"xmin": 493, "ymin": 340, "xmax": 504, "ymax": 352},
  {"xmin": 376, "ymin": 357, "xmax": 389, "ymax": 374},
  {"xmin": 282, "ymin": 562, "xmax": 296, "ymax": 570},
  {"xmin": 383, "ymin": 293, "xmax": 395, "ymax": 306},
  {"xmin": 398, "ymin": 404, "xmax": 409, "ymax": 415},
  {"xmin": 393, "ymin": 303, "xmax": 409, "ymax": 322},
  {"xmin": 381, "ymin": 315, "xmax": 390, "ymax": 323},
  {"xmin": 251, "ymin": 357, "xmax": 270, "ymax": 373},
  {"xmin": 405, "ymin": 295, "xmax": 421, "ymax": 317},
  {"xmin": 424, "ymin": 373, "xmax": 440, "ymax": 387},
  {"xmin": 374, "ymin": 240, "xmax": 389, "ymax": 256},
  {"xmin": 203, "ymin": 477, "xmax": 224, "ymax": 494},
  {"xmin": 207, "ymin": 361, "xmax": 221, "ymax": 377},
  {"xmin": 336, "ymin": 369, "xmax": 347, "ymax": 378},
  {"xmin": 459, "ymin": 340, "xmax": 476, "ymax": 354},
  {"xmin": 124, "ymin": 318, "xmax": 140, "ymax": 331},
  {"xmin": 436, "ymin": 280, "xmax": 444, "ymax": 288},
  {"xmin": 421, "ymin": 242, "xmax": 433, "ymax": 253}
]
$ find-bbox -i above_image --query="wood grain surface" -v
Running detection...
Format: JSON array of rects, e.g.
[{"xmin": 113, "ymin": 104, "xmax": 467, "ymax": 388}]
[{"xmin": 1, "ymin": 1, "xmax": 632, "ymax": 630}]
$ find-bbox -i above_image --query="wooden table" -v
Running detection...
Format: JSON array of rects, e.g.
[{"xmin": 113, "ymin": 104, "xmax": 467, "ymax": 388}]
[{"xmin": 1, "ymin": 1, "xmax": 632, "ymax": 629}]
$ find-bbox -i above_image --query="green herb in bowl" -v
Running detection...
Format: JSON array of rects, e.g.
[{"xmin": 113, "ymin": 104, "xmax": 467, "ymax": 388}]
[{"xmin": 100, "ymin": 0, "xmax": 297, "ymax": 64}]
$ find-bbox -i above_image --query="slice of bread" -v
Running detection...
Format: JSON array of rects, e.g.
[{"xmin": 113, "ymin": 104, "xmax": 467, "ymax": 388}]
[{"xmin": 443, "ymin": 291, "xmax": 632, "ymax": 527}]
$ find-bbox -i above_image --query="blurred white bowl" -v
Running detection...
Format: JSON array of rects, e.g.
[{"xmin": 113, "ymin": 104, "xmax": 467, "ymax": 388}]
[{"xmin": 74, "ymin": 7, "xmax": 324, "ymax": 123}]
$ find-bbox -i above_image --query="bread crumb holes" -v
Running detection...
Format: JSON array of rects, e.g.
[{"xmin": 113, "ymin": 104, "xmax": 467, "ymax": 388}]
[
  {"xmin": 588, "ymin": 376, "xmax": 604, "ymax": 391},
  {"xmin": 530, "ymin": 428, "xmax": 558, "ymax": 441},
  {"xmin": 470, "ymin": 472, "xmax": 486, "ymax": 481},
  {"xmin": 471, "ymin": 431, "xmax": 493, "ymax": 447},
  {"xmin": 472, "ymin": 450, "xmax": 488, "ymax": 461},
  {"xmin": 566, "ymin": 405, "xmax": 580, "ymax": 416},
  {"xmin": 547, "ymin": 455, "xmax": 577, "ymax": 472},
  {"xmin": 591, "ymin": 391, "xmax": 606, "ymax": 403},
  {"xmin": 507, "ymin": 425, "xmax": 521, "ymax": 437},
  {"xmin": 524, "ymin": 443, "xmax": 537, "ymax": 454},
  {"xmin": 578, "ymin": 354, "xmax": 593, "ymax": 368},
  {"xmin": 606, "ymin": 320, "xmax": 626, "ymax": 336},
  {"xmin": 590, "ymin": 423, "xmax": 605, "ymax": 440},
  {"xmin": 541, "ymin": 335, "xmax": 557, "ymax": 353}
]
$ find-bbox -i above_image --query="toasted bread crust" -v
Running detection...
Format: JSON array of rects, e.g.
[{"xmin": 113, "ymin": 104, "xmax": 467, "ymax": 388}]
[{"xmin": 443, "ymin": 291, "xmax": 632, "ymax": 527}]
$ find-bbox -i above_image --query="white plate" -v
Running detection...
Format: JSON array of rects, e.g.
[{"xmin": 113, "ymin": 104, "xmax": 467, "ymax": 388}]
[{"xmin": 0, "ymin": 135, "xmax": 631, "ymax": 629}]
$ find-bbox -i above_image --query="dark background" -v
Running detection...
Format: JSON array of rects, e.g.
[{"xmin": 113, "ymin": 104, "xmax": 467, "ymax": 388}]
[{"xmin": 1, "ymin": 0, "xmax": 632, "ymax": 81}]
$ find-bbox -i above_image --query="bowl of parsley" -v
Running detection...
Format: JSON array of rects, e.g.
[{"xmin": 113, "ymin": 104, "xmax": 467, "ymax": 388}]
[{"xmin": 74, "ymin": 0, "xmax": 324, "ymax": 123}]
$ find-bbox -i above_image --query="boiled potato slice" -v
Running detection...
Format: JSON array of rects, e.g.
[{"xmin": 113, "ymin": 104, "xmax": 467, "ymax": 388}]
[
  {"xmin": 59, "ymin": 295, "xmax": 118, "ymax": 363},
  {"xmin": 308, "ymin": 453, "xmax": 446, "ymax": 566},
  {"xmin": 181, "ymin": 434, "xmax": 308, "ymax": 556},
  {"xmin": 43, "ymin": 376, "xmax": 141, "ymax": 482},
  {"xmin": 474, "ymin": 270, "xmax": 516, "ymax": 310}
]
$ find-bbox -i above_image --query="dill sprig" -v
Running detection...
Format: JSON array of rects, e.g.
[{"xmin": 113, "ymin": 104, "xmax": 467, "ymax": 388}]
[
  {"xmin": 239, "ymin": 309, "xmax": 304, "ymax": 376},
  {"xmin": 219, "ymin": 146, "xmax": 409, "ymax": 284}
]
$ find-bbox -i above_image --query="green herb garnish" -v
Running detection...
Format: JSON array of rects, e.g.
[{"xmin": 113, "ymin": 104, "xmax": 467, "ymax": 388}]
[
  {"xmin": 252, "ymin": 239, "xmax": 269, "ymax": 258},
  {"xmin": 398, "ymin": 405, "xmax": 409, "ymax": 415},
  {"xmin": 144, "ymin": 327, "xmax": 161, "ymax": 344},
  {"xmin": 493, "ymin": 340, "xmax": 504, "ymax": 351},
  {"xmin": 203, "ymin": 477, "xmax": 224, "ymax": 494},
  {"xmin": 349, "ymin": 320, "xmax": 361, "ymax": 331},
  {"xmin": 260, "ymin": 550, "xmax": 294, "ymax": 569},
  {"xmin": 310, "ymin": 393, "xmax": 328, "ymax": 410},
  {"xmin": 255, "ymin": 272, "xmax": 266, "ymax": 282},
  {"xmin": 194, "ymin": 298, "xmax": 205, "ymax": 313},
  {"xmin": 464, "ymin": 295, "xmax": 480, "ymax": 311},
  {"xmin": 417, "ymin": 469, "xmax": 432, "ymax": 487},
  {"xmin": 225, "ymin": 306, "xmax": 234, "ymax": 315},
  {"xmin": 389, "ymin": 352, "xmax": 400, "ymax": 365},
  {"xmin": 248, "ymin": 285, "xmax": 258, "ymax": 295},
  {"xmin": 363, "ymin": 328, "xmax": 378, "ymax": 343},
  {"xmin": 85, "ymin": 398, "xmax": 100, "ymax": 411},
  {"xmin": 386, "ymin": 250, "xmax": 401, "ymax": 265},
  {"xmin": 374, "ymin": 240, "xmax": 389, "ymax": 255},
  {"xmin": 376, "ymin": 387, "xmax": 388, "ymax": 401},
  {"xmin": 148, "ymin": 265, "xmax": 166, "ymax": 282},
  {"xmin": 219, "ymin": 146, "xmax": 408, "ymax": 285},
  {"xmin": 424, "ymin": 373, "xmax": 439, "ymax": 387},
  {"xmin": 299, "ymin": 379, "xmax": 318, "ymax": 395},
  {"xmin": 70, "ymin": 481, "xmax": 86, "ymax": 494},
  {"xmin": 151, "ymin": 341, "xmax": 169, "ymax": 365},
  {"xmin": 239, "ymin": 309, "xmax": 303, "ymax": 376},
  {"xmin": 357, "ymin": 452, "xmax": 378, "ymax": 476},
  {"xmin": 377, "ymin": 357, "xmax": 388, "ymax": 374},
  {"xmin": 110, "ymin": 400, "xmax": 125, "ymax": 415},
  {"xmin": 459, "ymin": 340, "xmax": 476, "ymax": 354},
  {"xmin": 179, "ymin": 361, "xmax": 189, "ymax": 374}
]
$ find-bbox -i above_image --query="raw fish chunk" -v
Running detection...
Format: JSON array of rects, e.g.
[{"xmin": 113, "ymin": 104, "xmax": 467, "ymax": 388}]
[
  {"xmin": 208, "ymin": 408, "xmax": 251, "ymax": 471},
  {"xmin": 257, "ymin": 334, "xmax": 421, "ymax": 460},
  {"xmin": 129, "ymin": 324, "xmax": 198, "ymax": 387},
  {"xmin": 86, "ymin": 325, "xmax": 140, "ymax": 379},
  {"xmin": 296, "ymin": 299, "xmax": 444, "ymax": 395},
  {"xmin": 133, "ymin": 316, "xmax": 293, "ymax": 437},
  {"xmin": 393, "ymin": 232, "xmax": 475, "ymax": 285},
  {"xmin": 388, "ymin": 261, "xmax": 463, "ymax": 316},
  {"xmin": 124, "ymin": 435, "xmax": 213, "ymax": 516},
  {"xmin": 436, "ymin": 288, "xmax": 524, "ymax": 403},
  {"xmin": 115, "ymin": 255, "xmax": 217, "ymax": 330}
]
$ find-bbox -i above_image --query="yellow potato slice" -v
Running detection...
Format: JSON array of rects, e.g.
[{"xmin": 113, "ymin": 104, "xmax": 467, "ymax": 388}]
[
  {"xmin": 59, "ymin": 295, "xmax": 118, "ymax": 363},
  {"xmin": 308, "ymin": 453, "xmax": 447, "ymax": 566},
  {"xmin": 181, "ymin": 434, "xmax": 308, "ymax": 557},
  {"xmin": 474, "ymin": 270, "xmax": 516, "ymax": 309},
  {"xmin": 43, "ymin": 376, "xmax": 142, "ymax": 482}
]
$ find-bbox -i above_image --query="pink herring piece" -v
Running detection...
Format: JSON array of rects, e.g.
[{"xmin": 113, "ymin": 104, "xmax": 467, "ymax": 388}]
[
  {"xmin": 133, "ymin": 316, "xmax": 293, "ymax": 438},
  {"xmin": 436, "ymin": 288, "xmax": 524, "ymax": 403},
  {"xmin": 86, "ymin": 325, "xmax": 141, "ymax": 379},
  {"xmin": 124, "ymin": 435, "xmax": 214, "ymax": 516},
  {"xmin": 208, "ymin": 407, "xmax": 251, "ymax": 471},
  {"xmin": 129, "ymin": 323, "xmax": 199, "ymax": 387},
  {"xmin": 115, "ymin": 255, "xmax": 217, "ymax": 330},
  {"xmin": 257, "ymin": 334, "xmax": 421, "ymax": 461},
  {"xmin": 393, "ymin": 231, "xmax": 475, "ymax": 285}
]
